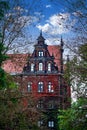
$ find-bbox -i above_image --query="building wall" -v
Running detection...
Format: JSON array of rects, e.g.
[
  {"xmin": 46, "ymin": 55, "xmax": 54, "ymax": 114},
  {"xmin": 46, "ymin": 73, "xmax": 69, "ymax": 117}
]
[{"xmin": 3, "ymin": 32, "xmax": 71, "ymax": 130}]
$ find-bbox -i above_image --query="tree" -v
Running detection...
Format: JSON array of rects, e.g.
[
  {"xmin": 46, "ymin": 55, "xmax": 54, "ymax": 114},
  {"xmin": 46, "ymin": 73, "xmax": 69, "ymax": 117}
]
[
  {"xmin": 0, "ymin": 0, "xmax": 9, "ymax": 88},
  {"xmin": 0, "ymin": 0, "xmax": 42, "ymax": 53},
  {"xmin": 58, "ymin": 98, "xmax": 87, "ymax": 130},
  {"xmin": 69, "ymin": 43, "xmax": 87, "ymax": 99},
  {"xmin": 48, "ymin": 0, "xmax": 87, "ymax": 57},
  {"xmin": 58, "ymin": 43, "xmax": 87, "ymax": 130},
  {"xmin": 0, "ymin": 1, "xmax": 40, "ymax": 129}
]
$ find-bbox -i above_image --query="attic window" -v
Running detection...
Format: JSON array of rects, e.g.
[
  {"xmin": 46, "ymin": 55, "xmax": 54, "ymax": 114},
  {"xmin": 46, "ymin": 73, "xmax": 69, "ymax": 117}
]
[
  {"xmin": 38, "ymin": 51, "xmax": 43, "ymax": 57},
  {"xmin": 48, "ymin": 63, "xmax": 51, "ymax": 71},
  {"xmin": 31, "ymin": 63, "xmax": 34, "ymax": 72},
  {"xmin": 39, "ymin": 62, "xmax": 43, "ymax": 71}
]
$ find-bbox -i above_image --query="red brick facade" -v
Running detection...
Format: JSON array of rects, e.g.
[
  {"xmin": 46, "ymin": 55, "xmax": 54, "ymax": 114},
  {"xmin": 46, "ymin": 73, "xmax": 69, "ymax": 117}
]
[{"xmin": 3, "ymin": 32, "xmax": 71, "ymax": 130}]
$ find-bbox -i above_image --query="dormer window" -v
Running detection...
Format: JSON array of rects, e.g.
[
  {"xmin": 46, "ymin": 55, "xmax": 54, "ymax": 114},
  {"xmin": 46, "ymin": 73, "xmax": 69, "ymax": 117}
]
[
  {"xmin": 39, "ymin": 62, "xmax": 43, "ymax": 71},
  {"xmin": 38, "ymin": 51, "xmax": 43, "ymax": 57},
  {"xmin": 31, "ymin": 63, "xmax": 34, "ymax": 72},
  {"xmin": 48, "ymin": 63, "xmax": 51, "ymax": 71}
]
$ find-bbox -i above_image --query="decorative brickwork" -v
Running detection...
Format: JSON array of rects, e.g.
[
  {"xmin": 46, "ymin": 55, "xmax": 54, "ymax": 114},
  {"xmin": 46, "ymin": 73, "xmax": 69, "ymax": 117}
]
[{"xmin": 3, "ymin": 32, "xmax": 71, "ymax": 130}]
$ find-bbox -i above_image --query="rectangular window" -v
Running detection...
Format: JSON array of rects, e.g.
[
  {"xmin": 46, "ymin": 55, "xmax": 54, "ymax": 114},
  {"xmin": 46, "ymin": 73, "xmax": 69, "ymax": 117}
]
[
  {"xmin": 31, "ymin": 63, "xmax": 34, "ymax": 72},
  {"xmin": 48, "ymin": 100, "xmax": 54, "ymax": 109},
  {"xmin": 48, "ymin": 82, "xmax": 54, "ymax": 92},
  {"xmin": 39, "ymin": 63, "xmax": 43, "ymax": 71},
  {"xmin": 48, "ymin": 121, "xmax": 54, "ymax": 128},
  {"xmin": 39, "ymin": 51, "xmax": 43, "ymax": 57},
  {"xmin": 37, "ymin": 100, "xmax": 43, "ymax": 109},
  {"xmin": 48, "ymin": 63, "xmax": 51, "ymax": 71},
  {"xmin": 27, "ymin": 82, "xmax": 32, "ymax": 92},
  {"xmin": 38, "ymin": 120, "xmax": 43, "ymax": 127},
  {"xmin": 38, "ymin": 82, "xmax": 44, "ymax": 92}
]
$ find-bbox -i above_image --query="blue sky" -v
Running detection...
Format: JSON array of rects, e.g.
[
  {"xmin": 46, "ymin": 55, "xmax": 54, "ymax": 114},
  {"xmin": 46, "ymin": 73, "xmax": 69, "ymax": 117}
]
[
  {"xmin": 22, "ymin": 0, "xmax": 76, "ymax": 44},
  {"xmin": 7, "ymin": 0, "xmax": 87, "ymax": 54}
]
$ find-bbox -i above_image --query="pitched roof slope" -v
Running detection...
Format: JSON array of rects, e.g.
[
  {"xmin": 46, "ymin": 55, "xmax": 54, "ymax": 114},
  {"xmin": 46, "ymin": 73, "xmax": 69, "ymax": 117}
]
[
  {"xmin": 3, "ymin": 45, "xmax": 61, "ymax": 73},
  {"xmin": 3, "ymin": 54, "xmax": 29, "ymax": 74},
  {"xmin": 48, "ymin": 45, "xmax": 61, "ymax": 70}
]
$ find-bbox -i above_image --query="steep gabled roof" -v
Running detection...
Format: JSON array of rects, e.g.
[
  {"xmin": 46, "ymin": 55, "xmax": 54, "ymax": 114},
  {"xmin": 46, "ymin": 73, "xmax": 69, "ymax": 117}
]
[
  {"xmin": 3, "ymin": 45, "xmax": 61, "ymax": 73},
  {"xmin": 48, "ymin": 45, "xmax": 61, "ymax": 70},
  {"xmin": 3, "ymin": 54, "xmax": 29, "ymax": 74}
]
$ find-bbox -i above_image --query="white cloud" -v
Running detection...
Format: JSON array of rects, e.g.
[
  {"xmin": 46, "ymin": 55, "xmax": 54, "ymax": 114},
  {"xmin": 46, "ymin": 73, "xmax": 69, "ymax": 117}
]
[
  {"xmin": 37, "ymin": 23, "xmax": 51, "ymax": 32},
  {"xmin": 46, "ymin": 5, "xmax": 51, "ymax": 8},
  {"xmin": 45, "ymin": 38, "xmax": 60, "ymax": 45},
  {"xmin": 37, "ymin": 13, "xmax": 76, "ymax": 35}
]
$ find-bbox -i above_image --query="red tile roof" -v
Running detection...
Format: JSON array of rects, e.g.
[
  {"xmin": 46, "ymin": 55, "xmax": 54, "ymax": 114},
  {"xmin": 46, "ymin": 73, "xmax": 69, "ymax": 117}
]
[
  {"xmin": 3, "ymin": 45, "xmax": 61, "ymax": 73},
  {"xmin": 3, "ymin": 54, "xmax": 29, "ymax": 74},
  {"xmin": 48, "ymin": 45, "xmax": 61, "ymax": 70}
]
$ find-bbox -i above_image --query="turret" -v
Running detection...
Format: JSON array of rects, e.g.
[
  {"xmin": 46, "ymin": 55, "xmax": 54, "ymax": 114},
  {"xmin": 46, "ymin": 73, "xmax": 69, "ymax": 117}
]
[
  {"xmin": 60, "ymin": 36, "xmax": 64, "ymax": 74},
  {"xmin": 37, "ymin": 30, "xmax": 45, "ymax": 44}
]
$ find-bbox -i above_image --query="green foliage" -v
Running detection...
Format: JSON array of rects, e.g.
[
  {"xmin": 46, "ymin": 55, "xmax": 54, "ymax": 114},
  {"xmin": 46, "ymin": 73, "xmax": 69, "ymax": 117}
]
[
  {"xmin": 58, "ymin": 98, "xmax": 87, "ymax": 130},
  {"xmin": 0, "ymin": 0, "xmax": 9, "ymax": 19},
  {"xmin": 0, "ymin": 37, "xmax": 9, "ymax": 88},
  {"xmin": 64, "ymin": 43, "xmax": 87, "ymax": 98},
  {"xmin": 0, "ymin": 0, "xmax": 9, "ymax": 89},
  {"xmin": 0, "ymin": 1, "xmax": 40, "ymax": 129},
  {"xmin": 79, "ymin": 43, "xmax": 87, "ymax": 61},
  {"xmin": 59, "ymin": 43, "xmax": 87, "ymax": 130}
]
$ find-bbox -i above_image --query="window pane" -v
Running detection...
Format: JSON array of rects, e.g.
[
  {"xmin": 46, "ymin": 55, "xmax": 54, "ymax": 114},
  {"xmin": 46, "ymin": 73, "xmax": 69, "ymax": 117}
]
[
  {"xmin": 39, "ymin": 51, "xmax": 43, "ymax": 57},
  {"xmin": 39, "ymin": 63, "xmax": 43, "ymax": 71},
  {"xmin": 38, "ymin": 82, "xmax": 43, "ymax": 92},
  {"xmin": 37, "ymin": 100, "xmax": 43, "ymax": 108},
  {"xmin": 48, "ymin": 100, "xmax": 54, "ymax": 109},
  {"xmin": 48, "ymin": 82, "xmax": 54, "ymax": 92},
  {"xmin": 38, "ymin": 120, "xmax": 43, "ymax": 127},
  {"xmin": 48, "ymin": 121, "xmax": 54, "ymax": 127},
  {"xmin": 31, "ymin": 63, "xmax": 34, "ymax": 71},
  {"xmin": 48, "ymin": 63, "xmax": 51, "ymax": 71},
  {"xmin": 28, "ymin": 82, "xmax": 32, "ymax": 92}
]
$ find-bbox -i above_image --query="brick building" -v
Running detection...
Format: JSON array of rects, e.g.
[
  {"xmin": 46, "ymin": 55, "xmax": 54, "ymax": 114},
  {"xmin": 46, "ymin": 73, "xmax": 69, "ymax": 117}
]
[{"xmin": 3, "ymin": 32, "xmax": 71, "ymax": 130}]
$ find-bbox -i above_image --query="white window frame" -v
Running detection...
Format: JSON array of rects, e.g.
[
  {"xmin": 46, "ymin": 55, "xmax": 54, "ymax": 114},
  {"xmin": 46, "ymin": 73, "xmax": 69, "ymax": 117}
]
[
  {"xmin": 48, "ymin": 63, "xmax": 51, "ymax": 71},
  {"xmin": 48, "ymin": 82, "xmax": 54, "ymax": 92},
  {"xmin": 48, "ymin": 121, "xmax": 54, "ymax": 128},
  {"xmin": 27, "ymin": 82, "xmax": 32, "ymax": 92},
  {"xmin": 31, "ymin": 63, "xmax": 34, "ymax": 72},
  {"xmin": 38, "ymin": 51, "xmax": 43, "ymax": 57},
  {"xmin": 39, "ymin": 63, "xmax": 43, "ymax": 71},
  {"xmin": 38, "ymin": 82, "xmax": 44, "ymax": 92}
]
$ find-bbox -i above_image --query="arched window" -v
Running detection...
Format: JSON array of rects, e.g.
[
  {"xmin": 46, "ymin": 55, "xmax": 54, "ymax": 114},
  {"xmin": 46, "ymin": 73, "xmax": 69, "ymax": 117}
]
[
  {"xmin": 39, "ymin": 63, "xmax": 43, "ymax": 71},
  {"xmin": 38, "ymin": 82, "xmax": 44, "ymax": 92},
  {"xmin": 31, "ymin": 63, "xmax": 34, "ymax": 71},
  {"xmin": 48, "ymin": 63, "xmax": 51, "ymax": 71},
  {"xmin": 27, "ymin": 82, "xmax": 32, "ymax": 92},
  {"xmin": 48, "ymin": 82, "xmax": 54, "ymax": 92}
]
